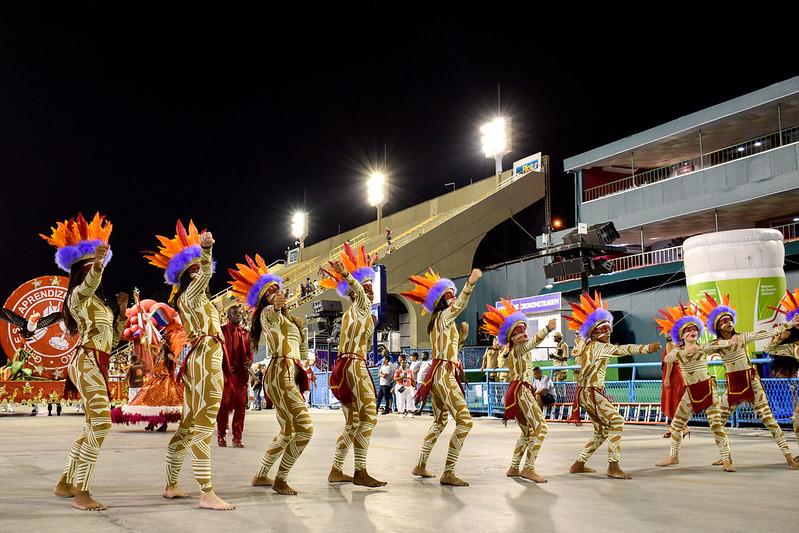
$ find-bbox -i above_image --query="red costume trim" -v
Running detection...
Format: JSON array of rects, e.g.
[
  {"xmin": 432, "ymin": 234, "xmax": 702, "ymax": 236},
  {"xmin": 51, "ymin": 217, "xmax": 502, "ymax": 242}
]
[
  {"xmin": 176, "ymin": 334, "xmax": 226, "ymax": 383},
  {"xmin": 725, "ymin": 367, "xmax": 757, "ymax": 407},
  {"xmin": 503, "ymin": 379, "xmax": 535, "ymax": 424},
  {"xmin": 414, "ymin": 359, "xmax": 464, "ymax": 404},
  {"xmin": 269, "ymin": 355, "xmax": 310, "ymax": 394},
  {"xmin": 330, "ymin": 352, "xmax": 374, "ymax": 405},
  {"xmin": 567, "ymin": 386, "xmax": 613, "ymax": 424},
  {"xmin": 686, "ymin": 378, "xmax": 715, "ymax": 414}
]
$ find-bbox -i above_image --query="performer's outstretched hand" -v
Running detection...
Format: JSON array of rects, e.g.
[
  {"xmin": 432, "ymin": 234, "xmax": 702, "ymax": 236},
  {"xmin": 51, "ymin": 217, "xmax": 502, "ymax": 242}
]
[
  {"xmin": 200, "ymin": 231, "xmax": 214, "ymax": 249},
  {"xmin": 647, "ymin": 342, "xmax": 662, "ymax": 353},
  {"xmin": 330, "ymin": 260, "xmax": 346, "ymax": 276},
  {"xmin": 272, "ymin": 291, "xmax": 286, "ymax": 310},
  {"xmin": 468, "ymin": 269, "xmax": 482, "ymax": 285},
  {"xmin": 546, "ymin": 319, "xmax": 556, "ymax": 331},
  {"xmin": 93, "ymin": 243, "xmax": 110, "ymax": 268}
]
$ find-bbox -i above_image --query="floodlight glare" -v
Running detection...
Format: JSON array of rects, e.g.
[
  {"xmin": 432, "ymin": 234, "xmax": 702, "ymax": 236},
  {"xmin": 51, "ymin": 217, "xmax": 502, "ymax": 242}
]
[
  {"xmin": 291, "ymin": 211, "xmax": 308, "ymax": 240},
  {"xmin": 367, "ymin": 172, "xmax": 387, "ymax": 207},
  {"xmin": 480, "ymin": 118, "xmax": 508, "ymax": 158}
]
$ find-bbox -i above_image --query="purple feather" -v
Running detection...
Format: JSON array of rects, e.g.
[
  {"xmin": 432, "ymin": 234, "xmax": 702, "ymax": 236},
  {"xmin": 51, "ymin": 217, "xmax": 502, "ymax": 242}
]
[
  {"xmin": 706, "ymin": 305, "xmax": 735, "ymax": 337},
  {"xmin": 671, "ymin": 315, "xmax": 704, "ymax": 343},
  {"xmin": 247, "ymin": 273, "xmax": 283, "ymax": 307},
  {"xmin": 336, "ymin": 267, "xmax": 375, "ymax": 297},
  {"xmin": 423, "ymin": 278, "xmax": 456, "ymax": 313},
  {"xmin": 786, "ymin": 309, "xmax": 798, "ymax": 323},
  {"xmin": 578, "ymin": 308, "xmax": 613, "ymax": 339},
  {"xmin": 497, "ymin": 311, "xmax": 527, "ymax": 346},
  {"xmin": 165, "ymin": 246, "xmax": 216, "ymax": 285},
  {"xmin": 54, "ymin": 239, "xmax": 112, "ymax": 272}
]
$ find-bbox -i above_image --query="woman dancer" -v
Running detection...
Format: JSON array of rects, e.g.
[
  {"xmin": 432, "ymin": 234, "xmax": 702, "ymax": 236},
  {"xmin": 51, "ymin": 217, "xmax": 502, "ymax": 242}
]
[
  {"xmin": 228, "ymin": 254, "xmax": 313, "ymax": 495},
  {"xmin": 146, "ymin": 220, "xmax": 234, "ymax": 510},
  {"xmin": 403, "ymin": 267, "xmax": 482, "ymax": 486},
  {"xmin": 482, "ymin": 299, "xmax": 555, "ymax": 482},
  {"xmin": 320, "ymin": 245, "xmax": 386, "ymax": 487},
  {"xmin": 653, "ymin": 305, "xmax": 734, "ymax": 471},
  {"xmin": 659, "ymin": 333, "xmax": 685, "ymax": 439},
  {"xmin": 42, "ymin": 213, "xmax": 126, "ymax": 510}
]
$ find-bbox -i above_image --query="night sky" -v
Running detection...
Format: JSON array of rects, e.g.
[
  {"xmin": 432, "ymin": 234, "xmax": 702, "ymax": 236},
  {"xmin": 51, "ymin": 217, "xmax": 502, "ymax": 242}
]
[{"xmin": 1, "ymin": 7, "xmax": 795, "ymax": 302}]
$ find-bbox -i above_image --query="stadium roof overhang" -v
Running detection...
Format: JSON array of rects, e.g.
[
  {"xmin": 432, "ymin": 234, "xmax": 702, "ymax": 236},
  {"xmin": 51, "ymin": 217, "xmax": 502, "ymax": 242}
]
[{"xmin": 564, "ymin": 77, "xmax": 799, "ymax": 172}]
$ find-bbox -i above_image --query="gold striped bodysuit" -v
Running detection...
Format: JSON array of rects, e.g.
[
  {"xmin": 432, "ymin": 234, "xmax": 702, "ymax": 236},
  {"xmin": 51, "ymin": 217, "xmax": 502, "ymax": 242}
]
[
  {"xmin": 573, "ymin": 340, "xmax": 650, "ymax": 464},
  {"xmin": 62, "ymin": 263, "xmax": 125, "ymax": 492},
  {"xmin": 505, "ymin": 327, "xmax": 550, "ymax": 471},
  {"xmin": 255, "ymin": 306, "xmax": 313, "ymax": 482},
  {"xmin": 165, "ymin": 246, "xmax": 224, "ymax": 493},
  {"xmin": 416, "ymin": 281, "xmax": 473, "ymax": 474},
  {"xmin": 331, "ymin": 273, "xmax": 377, "ymax": 473}
]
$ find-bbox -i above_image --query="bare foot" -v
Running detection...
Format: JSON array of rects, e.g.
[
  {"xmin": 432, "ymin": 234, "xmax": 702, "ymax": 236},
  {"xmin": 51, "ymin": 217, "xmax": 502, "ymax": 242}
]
[
  {"xmin": 520, "ymin": 468, "xmax": 547, "ymax": 483},
  {"xmin": 54, "ymin": 474, "xmax": 75, "ymax": 498},
  {"xmin": 439, "ymin": 472, "xmax": 469, "ymax": 487},
  {"xmin": 506, "ymin": 467, "xmax": 521, "ymax": 477},
  {"xmin": 251, "ymin": 475, "xmax": 273, "ymax": 487},
  {"xmin": 569, "ymin": 461, "xmax": 596, "ymax": 474},
  {"xmin": 72, "ymin": 490, "xmax": 106, "ymax": 511},
  {"xmin": 162, "ymin": 484, "xmax": 191, "ymax": 499},
  {"xmin": 606, "ymin": 463, "xmax": 632, "ymax": 479},
  {"xmin": 328, "ymin": 467, "xmax": 354, "ymax": 483},
  {"xmin": 711, "ymin": 459, "xmax": 723, "ymax": 466},
  {"xmin": 412, "ymin": 465, "xmax": 435, "ymax": 478},
  {"xmin": 198, "ymin": 490, "xmax": 235, "ymax": 510},
  {"xmin": 655, "ymin": 456, "xmax": 679, "ymax": 467},
  {"xmin": 785, "ymin": 454, "xmax": 799, "ymax": 470},
  {"xmin": 723, "ymin": 460, "xmax": 736, "ymax": 472},
  {"xmin": 271, "ymin": 478, "xmax": 298, "ymax": 495},
  {"xmin": 353, "ymin": 469, "xmax": 387, "ymax": 487}
]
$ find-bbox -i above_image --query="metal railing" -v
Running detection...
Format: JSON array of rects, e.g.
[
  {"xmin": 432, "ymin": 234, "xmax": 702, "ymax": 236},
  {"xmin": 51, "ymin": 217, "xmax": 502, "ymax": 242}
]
[
  {"xmin": 304, "ymin": 358, "xmax": 798, "ymax": 428},
  {"xmin": 583, "ymin": 125, "xmax": 799, "ymax": 202},
  {"xmin": 554, "ymin": 245, "xmax": 684, "ymax": 283},
  {"xmin": 773, "ymin": 221, "xmax": 799, "ymax": 243},
  {"xmin": 329, "ymin": 232, "xmax": 368, "ymax": 260}
]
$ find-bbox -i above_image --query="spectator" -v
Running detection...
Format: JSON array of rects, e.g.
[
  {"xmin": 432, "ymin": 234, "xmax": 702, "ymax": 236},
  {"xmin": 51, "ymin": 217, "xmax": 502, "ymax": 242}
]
[
  {"xmin": 48, "ymin": 401, "xmax": 62, "ymax": 416},
  {"xmin": 251, "ymin": 364, "xmax": 264, "ymax": 410},
  {"xmin": 388, "ymin": 355, "xmax": 400, "ymax": 412},
  {"xmin": 551, "ymin": 332, "xmax": 569, "ymax": 382},
  {"xmin": 414, "ymin": 352, "xmax": 432, "ymax": 415},
  {"xmin": 386, "ymin": 226, "xmax": 392, "ymax": 252},
  {"xmin": 409, "ymin": 352, "xmax": 421, "ymax": 382},
  {"xmin": 305, "ymin": 277, "xmax": 313, "ymax": 296},
  {"xmin": 480, "ymin": 337, "xmax": 501, "ymax": 381},
  {"xmin": 300, "ymin": 283, "xmax": 306, "ymax": 298},
  {"xmin": 393, "ymin": 360, "xmax": 416, "ymax": 417},
  {"xmin": 531, "ymin": 367, "xmax": 556, "ymax": 408},
  {"xmin": 375, "ymin": 355, "xmax": 393, "ymax": 414}
]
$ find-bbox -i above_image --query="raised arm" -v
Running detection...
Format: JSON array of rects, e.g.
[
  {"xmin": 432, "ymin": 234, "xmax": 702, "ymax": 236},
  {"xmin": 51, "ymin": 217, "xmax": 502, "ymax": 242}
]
[
  {"xmin": 183, "ymin": 241, "xmax": 213, "ymax": 303},
  {"xmin": 69, "ymin": 244, "xmax": 109, "ymax": 308},
  {"xmin": 441, "ymin": 269, "xmax": 481, "ymax": 326},
  {"xmin": 606, "ymin": 341, "xmax": 661, "ymax": 357}
]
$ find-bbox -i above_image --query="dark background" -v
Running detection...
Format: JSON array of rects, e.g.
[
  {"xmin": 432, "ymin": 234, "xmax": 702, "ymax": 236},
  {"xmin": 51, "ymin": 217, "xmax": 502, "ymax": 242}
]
[{"xmin": 1, "ymin": 7, "xmax": 794, "ymax": 301}]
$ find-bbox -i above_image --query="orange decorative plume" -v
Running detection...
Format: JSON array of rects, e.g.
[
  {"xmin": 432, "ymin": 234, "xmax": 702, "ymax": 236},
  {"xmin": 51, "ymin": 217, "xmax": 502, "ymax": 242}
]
[
  {"xmin": 566, "ymin": 291, "xmax": 613, "ymax": 338},
  {"xmin": 39, "ymin": 212, "xmax": 113, "ymax": 272},
  {"xmin": 695, "ymin": 292, "xmax": 736, "ymax": 337},
  {"xmin": 482, "ymin": 298, "xmax": 527, "ymax": 346},
  {"xmin": 144, "ymin": 220, "xmax": 208, "ymax": 286},
  {"xmin": 227, "ymin": 254, "xmax": 283, "ymax": 308},
  {"xmin": 319, "ymin": 243, "xmax": 375, "ymax": 297},
  {"xmin": 401, "ymin": 268, "xmax": 456, "ymax": 314},
  {"xmin": 655, "ymin": 303, "xmax": 704, "ymax": 342}
]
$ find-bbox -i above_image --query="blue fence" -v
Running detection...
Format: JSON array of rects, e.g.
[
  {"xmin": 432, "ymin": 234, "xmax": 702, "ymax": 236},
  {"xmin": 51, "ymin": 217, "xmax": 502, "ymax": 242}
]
[{"xmin": 306, "ymin": 359, "xmax": 798, "ymax": 428}]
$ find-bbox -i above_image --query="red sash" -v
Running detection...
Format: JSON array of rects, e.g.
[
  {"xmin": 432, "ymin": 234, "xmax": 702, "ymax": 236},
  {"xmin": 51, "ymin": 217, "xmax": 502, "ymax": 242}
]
[
  {"xmin": 503, "ymin": 380, "xmax": 535, "ymax": 424},
  {"xmin": 269, "ymin": 355, "xmax": 310, "ymax": 394},
  {"xmin": 725, "ymin": 367, "xmax": 757, "ymax": 407},
  {"xmin": 176, "ymin": 334, "xmax": 226, "ymax": 383},
  {"xmin": 567, "ymin": 386, "xmax": 612, "ymax": 423},
  {"xmin": 414, "ymin": 359, "xmax": 464, "ymax": 404},
  {"xmin": 63, "ymin": 345, "xmax": 111, "ymax": 400},
  {"xmin": 686, "ymin": 378, "xmax": 714, "ymax": 414},
  {"xmin": 329, "ymin": 353, "xmax": 374, "ymax": 404}
]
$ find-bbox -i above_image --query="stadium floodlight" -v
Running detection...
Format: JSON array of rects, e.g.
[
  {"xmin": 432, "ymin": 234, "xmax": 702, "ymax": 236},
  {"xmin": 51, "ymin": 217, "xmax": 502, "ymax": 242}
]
[
  {"xmin": 480, "ymin": 117, "xmax": 511, "ymax": 174},
  {"xmin": 367, "ymin": 171, "xmax": 389, "ymax": 235}
]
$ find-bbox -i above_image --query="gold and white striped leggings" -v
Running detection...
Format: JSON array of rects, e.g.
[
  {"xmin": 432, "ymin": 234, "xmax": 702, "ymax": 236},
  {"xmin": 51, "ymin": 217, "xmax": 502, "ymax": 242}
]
[
  {"xmin": 332, "ymin": 359, "xmax": 377, "ymax": 472},
  {"xmin": 62, "ymin": 348, "xmax": 112, "ymax": 492},
  {"xmin": 576, "ymin": 388, "xmax": 624, "ymax": 464},
  {"xmin": 416, "ymin": 363, "xmax": 473, "ymax": 473},
  {"xmin": 667, "ymin": 384, "xmax": 731, "ymax": 461},
  {"xmin": 256, "ymin": 358, "xmax": 313, "ymax": 481},
  {"xmin": 717, "ymin": 375, "xmax": 791, "ymax": 457},
  {"xmin": 165, "ymin": 340, "xmax": 224, "ymax": 493},
  {"xmin": 510, "ymin": 387, "xmax": 549, "ymax": 470}
]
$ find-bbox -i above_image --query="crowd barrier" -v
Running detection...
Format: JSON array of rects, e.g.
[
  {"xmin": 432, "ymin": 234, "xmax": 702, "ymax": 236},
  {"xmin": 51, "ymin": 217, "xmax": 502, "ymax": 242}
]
[{"xmin": 306, "ymin": 359, "xmax": 798, "ymax": 428}]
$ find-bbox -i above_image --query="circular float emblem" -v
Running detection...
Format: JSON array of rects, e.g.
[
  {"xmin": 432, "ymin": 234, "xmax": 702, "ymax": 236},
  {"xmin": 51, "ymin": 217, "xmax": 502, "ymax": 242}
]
[{"xmin": 1, "ymin": 276, "xmax": 78, "ymax": 380}]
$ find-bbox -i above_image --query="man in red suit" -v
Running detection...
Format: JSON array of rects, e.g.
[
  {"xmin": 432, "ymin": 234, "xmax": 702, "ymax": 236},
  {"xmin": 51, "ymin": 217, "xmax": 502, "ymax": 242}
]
[{"xmin": 217, "ymin": 305, "xmax": 253, "ymax": 448}]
